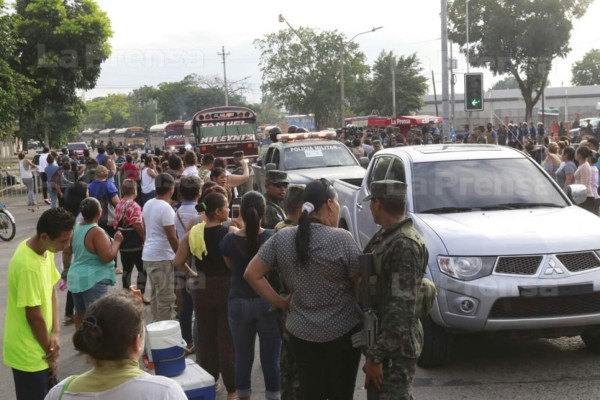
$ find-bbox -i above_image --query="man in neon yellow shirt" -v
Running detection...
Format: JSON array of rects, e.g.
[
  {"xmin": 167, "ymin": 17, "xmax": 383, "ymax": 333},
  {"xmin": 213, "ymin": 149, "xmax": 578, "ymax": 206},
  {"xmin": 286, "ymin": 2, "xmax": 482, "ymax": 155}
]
[{"xmin": 3, "ymin": 208, "xmax": 75, "ymax": 400}]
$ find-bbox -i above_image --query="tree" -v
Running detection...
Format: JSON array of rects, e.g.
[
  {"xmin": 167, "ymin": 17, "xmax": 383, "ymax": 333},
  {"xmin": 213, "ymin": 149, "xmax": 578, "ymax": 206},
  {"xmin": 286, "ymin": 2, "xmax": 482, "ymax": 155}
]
[
  {"xmin": 83, "ymin": 94, "xmax": 131, "ymax": 128},
  {"xmin": 0, "ymin": 1, "xmax": 34, "ymax": 139},
  {"xmin": 357, "ymin": 51, "xmax": 428, "ymax": 117},
  {"xmin": 572, "ymin": 49, "xmax": 600, "ymax": 86},
  {"xmin": 448, "ymin": 0, "xmax": 591, "ymax": 121},
  {"xmin": 491, "ymin": 76, "xmax": 520, "ymax": 90},
  {"xmin": 255, "ymin": 27, "xmax": 370, "ymax": 129},
  {"xmin": 13, "ymin": 0, "xmax": 112, "ymax": 146}
]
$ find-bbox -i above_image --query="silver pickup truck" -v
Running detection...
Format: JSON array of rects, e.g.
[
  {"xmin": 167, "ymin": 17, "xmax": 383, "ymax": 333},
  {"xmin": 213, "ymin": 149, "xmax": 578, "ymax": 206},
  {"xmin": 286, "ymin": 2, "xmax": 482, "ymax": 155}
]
[
  {"xmin": 252, "ymin": 135, "xmax": 367, "ymax": 191},
  {"xmin": 334, "ymin": 144, "xmax": 600, "ymax": 367}
]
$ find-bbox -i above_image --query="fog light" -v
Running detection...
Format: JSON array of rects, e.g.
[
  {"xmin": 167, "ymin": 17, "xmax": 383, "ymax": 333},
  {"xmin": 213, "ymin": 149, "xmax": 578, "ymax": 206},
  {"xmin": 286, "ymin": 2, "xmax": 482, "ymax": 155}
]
[{"xmin": 460, "ymin": 299, "xmax": 476, "ymax": 313}]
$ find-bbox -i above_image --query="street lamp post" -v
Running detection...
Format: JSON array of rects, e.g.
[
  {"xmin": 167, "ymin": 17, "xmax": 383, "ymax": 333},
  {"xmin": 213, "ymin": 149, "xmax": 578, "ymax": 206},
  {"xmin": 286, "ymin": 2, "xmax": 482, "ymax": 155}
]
[{"xmin": 340, "ymin": 26, "xmax": 383, "ymax": 127}]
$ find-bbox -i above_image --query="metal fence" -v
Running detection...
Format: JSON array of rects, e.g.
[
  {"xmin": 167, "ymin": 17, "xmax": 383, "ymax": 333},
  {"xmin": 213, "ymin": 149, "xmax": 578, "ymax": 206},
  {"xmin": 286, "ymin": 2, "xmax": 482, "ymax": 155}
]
[{"xmin": 0, "ymin": 168, "xmax": 44, "ymax": 207}]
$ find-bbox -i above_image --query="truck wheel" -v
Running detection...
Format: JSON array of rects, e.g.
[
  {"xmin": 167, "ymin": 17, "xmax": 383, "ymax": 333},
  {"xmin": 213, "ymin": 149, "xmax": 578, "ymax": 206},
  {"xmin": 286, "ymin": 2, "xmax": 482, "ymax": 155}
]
[
  {"xmin": 418, "ymin": 315, "xmax": 453, "ymax": 368},
  {"xmin": 581, "ymin": 332, "xmax": 600, "ymax": 353}
]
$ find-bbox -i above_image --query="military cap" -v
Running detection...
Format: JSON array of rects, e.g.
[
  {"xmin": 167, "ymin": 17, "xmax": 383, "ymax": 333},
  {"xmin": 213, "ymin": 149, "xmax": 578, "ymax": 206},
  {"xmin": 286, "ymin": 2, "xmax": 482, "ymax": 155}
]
[
  {"xmin": 266, "ymin": 170, "xmax": 290, "ymax": 185},
  {"xmin": 363, "ymin": 180, "xmax": 407, "ymax": 201}
]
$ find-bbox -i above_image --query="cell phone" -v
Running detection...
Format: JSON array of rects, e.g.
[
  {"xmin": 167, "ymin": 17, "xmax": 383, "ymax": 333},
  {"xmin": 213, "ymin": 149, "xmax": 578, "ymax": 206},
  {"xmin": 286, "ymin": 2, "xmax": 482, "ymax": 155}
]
[{"xmin": 232, "ymin": 204, "xmax": 240, "ymax": 219}]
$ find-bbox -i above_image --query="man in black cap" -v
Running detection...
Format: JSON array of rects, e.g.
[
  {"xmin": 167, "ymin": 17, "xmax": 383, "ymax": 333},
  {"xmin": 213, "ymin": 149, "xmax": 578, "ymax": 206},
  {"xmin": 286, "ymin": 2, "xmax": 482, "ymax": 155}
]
[{"xmin": 264, "ymin": 170, "xmax": 289, "ymax": 229}]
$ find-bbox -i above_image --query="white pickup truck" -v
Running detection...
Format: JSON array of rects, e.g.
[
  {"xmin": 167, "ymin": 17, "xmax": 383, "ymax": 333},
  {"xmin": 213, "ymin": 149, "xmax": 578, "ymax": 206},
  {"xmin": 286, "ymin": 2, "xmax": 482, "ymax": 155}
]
[{"xmin": 334, "ymin": 144, "xmax": 600, "ymax": 367}]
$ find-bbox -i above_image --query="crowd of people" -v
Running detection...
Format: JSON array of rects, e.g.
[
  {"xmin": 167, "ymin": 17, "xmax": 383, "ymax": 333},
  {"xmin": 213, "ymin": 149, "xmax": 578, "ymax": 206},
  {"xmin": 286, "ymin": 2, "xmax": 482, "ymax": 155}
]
[{"xmin": 4, "ymin": 135, "xmax": 433, "ymax": 400}]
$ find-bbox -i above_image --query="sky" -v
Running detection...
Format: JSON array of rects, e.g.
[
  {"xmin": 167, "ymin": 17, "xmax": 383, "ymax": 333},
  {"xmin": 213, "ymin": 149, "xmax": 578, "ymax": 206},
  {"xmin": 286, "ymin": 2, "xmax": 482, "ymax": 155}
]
[{"xmin": 86, "ymin": 0, "xmax": 600, "ymax": 104}]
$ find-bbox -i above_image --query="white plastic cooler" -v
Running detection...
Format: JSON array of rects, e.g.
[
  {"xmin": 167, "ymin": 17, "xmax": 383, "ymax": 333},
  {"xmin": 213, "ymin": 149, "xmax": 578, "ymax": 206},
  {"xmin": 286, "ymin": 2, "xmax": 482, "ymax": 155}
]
[{"xmin": 170, "ymin": 358, "xmax": 216, "ymax": 400}]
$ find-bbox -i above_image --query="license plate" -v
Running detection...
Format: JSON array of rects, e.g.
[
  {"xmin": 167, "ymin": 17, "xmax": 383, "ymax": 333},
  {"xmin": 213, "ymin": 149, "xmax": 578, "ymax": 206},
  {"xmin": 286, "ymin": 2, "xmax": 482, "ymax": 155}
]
[{"xmin": 519, "ymin": 283, "xmax": 594, "ymax": 297}]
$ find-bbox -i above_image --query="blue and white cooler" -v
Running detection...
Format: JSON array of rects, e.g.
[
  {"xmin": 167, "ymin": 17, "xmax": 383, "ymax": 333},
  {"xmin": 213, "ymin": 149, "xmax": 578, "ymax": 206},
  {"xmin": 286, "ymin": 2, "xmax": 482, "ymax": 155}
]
[
  {"xmin": 146, "ymin": 320, "xmax": 187, "ymax": 377},
  {"xmin": 171, "ymin": 358, "xmax": 216, "ymax": 400}
]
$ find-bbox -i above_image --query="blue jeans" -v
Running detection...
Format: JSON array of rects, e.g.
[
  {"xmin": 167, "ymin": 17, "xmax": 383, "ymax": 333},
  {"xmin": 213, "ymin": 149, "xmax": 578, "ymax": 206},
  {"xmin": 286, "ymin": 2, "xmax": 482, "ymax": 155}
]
[
  {"xmin": 48, "ymin": 189, "xmax": 58, "ymax": 209},
  {"xmin": 228, "ymin": 297, "xmax": 281, "ymax": 399},
  {"xmin": 141, "ymin": 190, "xmax": 155, "ymax": 207},
  {"xmin": 72, "ymin": 279, "xmax": 112, "ymax": 313}
]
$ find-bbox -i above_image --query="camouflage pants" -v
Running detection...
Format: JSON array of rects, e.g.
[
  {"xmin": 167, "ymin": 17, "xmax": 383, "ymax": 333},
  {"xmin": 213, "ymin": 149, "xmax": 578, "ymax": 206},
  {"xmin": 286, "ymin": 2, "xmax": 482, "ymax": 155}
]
[
  {"xmin": 276, "ymin": 309, "xmax": 301, "ymax": 400},
  {"xmin": 378, "ymin": 356, "xmax": 417, "ymax": 400}
]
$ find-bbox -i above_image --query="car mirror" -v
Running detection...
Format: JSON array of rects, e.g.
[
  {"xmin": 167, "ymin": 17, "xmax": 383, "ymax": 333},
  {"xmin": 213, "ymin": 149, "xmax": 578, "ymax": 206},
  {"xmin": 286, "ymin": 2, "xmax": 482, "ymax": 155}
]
[
  {"xmin": 567, "ymin": 184, "xmax": 587, "ymax": 205},
  {"xmin": 359, "ymin": 157, "xmax": 370, "ymax": 168},
  {"xmin": 256, "ymin": 159, "xmax": 263, "ymax": 167},
  {"xmin": 265, "ymin": 163, "xmax": 276, "ymax": 171}
]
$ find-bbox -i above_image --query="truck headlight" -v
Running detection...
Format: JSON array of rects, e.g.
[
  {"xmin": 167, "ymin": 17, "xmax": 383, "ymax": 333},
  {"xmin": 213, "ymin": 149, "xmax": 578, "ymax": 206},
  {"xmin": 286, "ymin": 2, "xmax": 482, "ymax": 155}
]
[{"xmin": 438, "ymin": 256, "xmax": 496, "ymax": 280}]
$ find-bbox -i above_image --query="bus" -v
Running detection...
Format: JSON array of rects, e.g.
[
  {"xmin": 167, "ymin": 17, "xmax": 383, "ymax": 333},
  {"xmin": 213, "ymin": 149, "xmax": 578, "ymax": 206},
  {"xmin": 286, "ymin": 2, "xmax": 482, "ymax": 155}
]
[
  {"xmin": 113, "ymin": 128, "xmax": 126, "ymax": 146},
  {"xmin": 164, "ymin": 121, "xmax": 188, "ymax": 151},
  {"xmin": 191, "ymin": 106, "xmax": 259, "ymax": 165},
  {"xmin": 81, "ymin": 128, "xmax": 99, "ymax": 146},
  {"xmin": 97, "ymin": 128, "xmax": 115, "ymax": 146},
  {"xmin": 122, "ymin": 126, "xmax": 146, "ymax": 150}
]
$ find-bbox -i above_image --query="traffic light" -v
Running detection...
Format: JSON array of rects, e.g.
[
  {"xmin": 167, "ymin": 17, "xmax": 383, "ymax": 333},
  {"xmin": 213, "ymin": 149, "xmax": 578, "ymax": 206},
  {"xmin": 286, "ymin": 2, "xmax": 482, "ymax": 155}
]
[{"xmin": 465, "ymin": 73, "xmax": 484, "ymax": 111}]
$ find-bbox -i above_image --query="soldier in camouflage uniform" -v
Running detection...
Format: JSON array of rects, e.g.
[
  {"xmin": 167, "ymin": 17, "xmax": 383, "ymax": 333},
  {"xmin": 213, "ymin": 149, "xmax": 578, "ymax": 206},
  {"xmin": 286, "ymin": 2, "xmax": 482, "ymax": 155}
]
[
  {"xmin": 362, "ymin": 180, "xmax": 428, "ymax": 400},
  {"xmin": 273, "ymin": 184, "xmax": 305, "ymax": 400},
  {"xmin": 263, "ymin": 170, "xmax": 289, "ymax": 229}
]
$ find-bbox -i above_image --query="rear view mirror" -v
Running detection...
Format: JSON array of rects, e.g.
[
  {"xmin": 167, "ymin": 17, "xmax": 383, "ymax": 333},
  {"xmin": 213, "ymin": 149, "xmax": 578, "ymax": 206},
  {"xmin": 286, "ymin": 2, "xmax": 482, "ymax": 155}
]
[
  {"xmin": 359, "ymin": 157, "xmax": 370, "ymax": 168},
  {"xmin": 567, "ymin": 184, "xmax": 587, "ymax": 205}
]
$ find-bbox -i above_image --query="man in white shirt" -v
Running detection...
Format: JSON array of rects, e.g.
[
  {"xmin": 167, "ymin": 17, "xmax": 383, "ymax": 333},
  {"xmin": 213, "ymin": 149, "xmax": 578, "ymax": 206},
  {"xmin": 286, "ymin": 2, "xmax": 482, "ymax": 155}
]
[
  {"xmin": 37, "ymin": 147, "xmax": 50, "ymax": 204},
  {"xmin": 142, "ymin": 173, "xmax": 179, "ymax": 321}
]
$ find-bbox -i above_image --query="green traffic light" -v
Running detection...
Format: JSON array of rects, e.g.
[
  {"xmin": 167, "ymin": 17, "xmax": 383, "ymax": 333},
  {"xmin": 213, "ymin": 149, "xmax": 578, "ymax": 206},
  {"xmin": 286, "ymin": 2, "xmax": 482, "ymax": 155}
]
[{"xmin": 471, "ymin": 98, "xmax": 481, "ymax": 107}]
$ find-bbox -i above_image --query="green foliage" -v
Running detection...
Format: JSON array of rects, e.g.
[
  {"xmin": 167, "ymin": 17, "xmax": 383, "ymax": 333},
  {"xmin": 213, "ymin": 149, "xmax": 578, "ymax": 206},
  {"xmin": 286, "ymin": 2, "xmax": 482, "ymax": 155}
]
[
  {"xmin": 0, "ymin": 1, "xmax": 35, "ymax": 139},
  {"xmin": 571, "ymin": 49, "xmax": 600, "ymax": 86},
  {"xmin": 13, "ymin": 0, "xmax": 112, "ymax": 146},
  {"xmin": 255, "ymin": 27, "xmax": 369, "ymax": 129},
  {"xmin": 357, "ymin": 51, "xmax": 428, "ymax": 117},
  {"xmin": 250, "ymin": 95, "xmax": 284, "ymax": 125},
  {"xmin": 448, "ymin": 0, "xmax": 592, "ymax": 120},
  {"xmin": 491, "ymin": 76, "xmax": 520, "ymax": 90}
]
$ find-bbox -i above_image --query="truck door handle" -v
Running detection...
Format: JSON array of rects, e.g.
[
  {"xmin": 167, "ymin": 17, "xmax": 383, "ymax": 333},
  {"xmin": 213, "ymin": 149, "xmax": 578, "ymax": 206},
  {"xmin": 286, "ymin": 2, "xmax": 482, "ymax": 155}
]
[{"xmin": 356, "ymin": 203, "xmax": 363, "ymax": 210}]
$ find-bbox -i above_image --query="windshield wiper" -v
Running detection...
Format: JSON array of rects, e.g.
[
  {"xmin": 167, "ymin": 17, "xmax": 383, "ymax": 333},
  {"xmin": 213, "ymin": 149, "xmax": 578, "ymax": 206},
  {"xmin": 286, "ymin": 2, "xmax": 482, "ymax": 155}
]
[
  {"xmin": 487, "ymin": 202, "xmax": 564, "ymax": 209},
  {"xmin": 420, "ymin": 206, "xmax": 473, "ymax": 214}
]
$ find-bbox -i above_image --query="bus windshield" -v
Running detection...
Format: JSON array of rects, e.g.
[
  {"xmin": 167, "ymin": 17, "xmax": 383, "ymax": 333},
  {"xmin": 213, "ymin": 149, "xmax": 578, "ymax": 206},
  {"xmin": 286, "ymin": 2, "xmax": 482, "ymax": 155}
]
[{"xmin": 199, "ymin": 122, "xmax": 255, "ymax": 138}]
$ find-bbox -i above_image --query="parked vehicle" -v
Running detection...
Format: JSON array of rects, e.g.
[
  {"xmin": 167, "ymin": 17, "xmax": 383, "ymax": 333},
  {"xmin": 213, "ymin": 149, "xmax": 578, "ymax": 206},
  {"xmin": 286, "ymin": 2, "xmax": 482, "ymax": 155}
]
[
  {"xmin": 570, "ymin": 117, "xmax": 600, "ymax": 142},
  {"xmin": 252, "ymin": 131, "xmax": 367, "ymax": 192},
  {"xmin": 67, "ymin": 142, "xmax": 89, "ymax": 159},
  {"xmin": 334, "ymin": 144, "xmax": 600, "ymax": 367}
]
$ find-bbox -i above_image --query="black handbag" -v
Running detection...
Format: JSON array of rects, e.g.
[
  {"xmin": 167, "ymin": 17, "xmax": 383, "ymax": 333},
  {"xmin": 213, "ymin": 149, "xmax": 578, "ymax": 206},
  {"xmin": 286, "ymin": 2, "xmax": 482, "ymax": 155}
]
[{"xmin": 117, "ymin": 202, "xmax": 143, "ymax": 252}]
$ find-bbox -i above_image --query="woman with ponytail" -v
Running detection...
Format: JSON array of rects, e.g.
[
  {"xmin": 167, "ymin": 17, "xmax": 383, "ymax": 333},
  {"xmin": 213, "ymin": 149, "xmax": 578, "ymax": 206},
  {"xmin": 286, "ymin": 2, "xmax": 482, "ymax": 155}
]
[
  {"xmin": 245, "ymin": 178, "xmax": 362, "ymax": 400},
  {"xmin": 44, "ymin": 291, "xmax": 186, "ymax": 399},
  {"xmin": 219, "ymin": 191, "xmax": 281, "ymax": 400},
  {"xmin": 173, "ymin": 191, "xmax": 237, "ymax": 400}
]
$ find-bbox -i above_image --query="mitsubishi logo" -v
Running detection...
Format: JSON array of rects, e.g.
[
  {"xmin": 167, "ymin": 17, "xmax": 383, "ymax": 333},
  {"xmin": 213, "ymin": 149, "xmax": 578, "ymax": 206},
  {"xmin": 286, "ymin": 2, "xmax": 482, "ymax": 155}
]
[{"xmin": 544, "ymin": 259, "xmax": 564, "ymax": 275}]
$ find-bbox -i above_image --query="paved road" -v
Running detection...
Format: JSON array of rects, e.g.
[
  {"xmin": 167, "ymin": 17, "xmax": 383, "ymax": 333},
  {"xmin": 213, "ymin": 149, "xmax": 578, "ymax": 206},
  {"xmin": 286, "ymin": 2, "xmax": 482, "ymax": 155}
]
[{"xmin": 2, "ymin": 190, "xmax": 600, "ymax": 399}]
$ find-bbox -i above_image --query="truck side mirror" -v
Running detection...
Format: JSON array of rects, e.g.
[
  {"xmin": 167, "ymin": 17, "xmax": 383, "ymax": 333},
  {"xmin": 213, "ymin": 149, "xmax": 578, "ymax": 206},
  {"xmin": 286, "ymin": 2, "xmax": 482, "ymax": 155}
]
[
  {"xmin": 567, "ymin": 184, "xmax": 587, "ymax": 205},
  {"xmin": 265, "ymin": 163, "xmax": 276, "ymax": 171},
  {"xmin": 359, "ymin": 157, "xmax": 370, "ymax": 168},
  {"xmin": 256, "ymin": 159, "xmax": 263, "ymax": 167}
]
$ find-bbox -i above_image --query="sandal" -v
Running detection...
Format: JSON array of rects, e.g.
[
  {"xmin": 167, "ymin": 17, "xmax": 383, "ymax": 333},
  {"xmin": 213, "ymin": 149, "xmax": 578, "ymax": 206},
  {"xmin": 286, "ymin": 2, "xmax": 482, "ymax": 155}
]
[{"xmin": 63, "ymin": 316, "xmax": 74, "ymax": 325}]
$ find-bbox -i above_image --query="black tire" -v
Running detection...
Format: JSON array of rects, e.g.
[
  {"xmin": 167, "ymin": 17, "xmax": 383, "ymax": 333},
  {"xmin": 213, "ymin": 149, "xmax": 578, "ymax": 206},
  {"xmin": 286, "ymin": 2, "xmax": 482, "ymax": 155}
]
[
  {"xmin": 0, "ymin": 211, "xmax": 16, "ymax": 241},
  {"xmin": 417, "ymin": 315, "xmax": 452, "ymax": 368},
  {"xmin": 581, "ymin": 332, "xmax": 600, "ymax": 353}
]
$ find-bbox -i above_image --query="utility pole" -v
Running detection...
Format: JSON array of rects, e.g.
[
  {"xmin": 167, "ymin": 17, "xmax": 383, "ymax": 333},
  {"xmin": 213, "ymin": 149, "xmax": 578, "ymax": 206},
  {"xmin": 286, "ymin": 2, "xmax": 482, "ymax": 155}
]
[
  {"xmin": 391, "ymin": 56, "xmax": 397, "ymax": 117},
  {"xmin": 441, "ymin": 0, "xmax": 450, "ymax": 141},
  {"xmin": 218, "ymin": 46, "xmax": 230, "ymax": 106},
  {"xmin": 450, "ymin": 43, "xmax": 456, "ymax": 131}
]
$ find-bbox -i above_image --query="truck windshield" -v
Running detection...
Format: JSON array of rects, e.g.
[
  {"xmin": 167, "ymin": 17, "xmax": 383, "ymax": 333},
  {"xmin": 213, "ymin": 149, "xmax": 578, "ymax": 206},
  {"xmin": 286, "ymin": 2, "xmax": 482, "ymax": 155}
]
[
  {"xmin": 413, "ymin": 158, "xmax": 569, "ymax": 213},
  {"xmin": 283, "ymin": 143, "xmax": 357, "ymax": 170}
]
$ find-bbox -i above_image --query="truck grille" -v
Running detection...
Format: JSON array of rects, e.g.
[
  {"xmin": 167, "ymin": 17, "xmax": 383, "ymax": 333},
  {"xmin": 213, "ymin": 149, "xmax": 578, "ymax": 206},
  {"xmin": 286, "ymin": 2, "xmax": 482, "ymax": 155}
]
[
  {"xmin": 556, "ymin": 252, "xmax": 600, "ymax": 273},
  {"xmin": 494, "ymin": 256, "xmax": 542, "ymax": 275},
  {"xmin": 489, "ymin": 293, "xmax": 600, "ymax": 319}
]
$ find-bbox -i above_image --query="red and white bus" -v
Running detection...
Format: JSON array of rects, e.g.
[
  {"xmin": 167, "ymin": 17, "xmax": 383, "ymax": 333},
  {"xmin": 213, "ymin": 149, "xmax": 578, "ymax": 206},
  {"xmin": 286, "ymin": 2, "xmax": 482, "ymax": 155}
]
[
  {"xmin": 192, "ymin": 106, "xmax": 259, "ymax": 165},
  {"xmin": 149, "ymin": 121, "xmax": 189, "ymax": 151},
  {"xmin": 344, "ymin": 115, "xmax": 392, "ymax": 128}
]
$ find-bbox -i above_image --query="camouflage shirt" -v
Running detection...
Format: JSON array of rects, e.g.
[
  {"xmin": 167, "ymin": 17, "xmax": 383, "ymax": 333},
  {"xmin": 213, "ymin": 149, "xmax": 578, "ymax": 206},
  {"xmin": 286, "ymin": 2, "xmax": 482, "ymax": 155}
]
[
  {"xmin": 264, "ymin": 194, "xmax": 286, "ymax": 229},
  {"xmin": 363, "ymin": 219, "xmax": 426, "ymax": 360}
]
